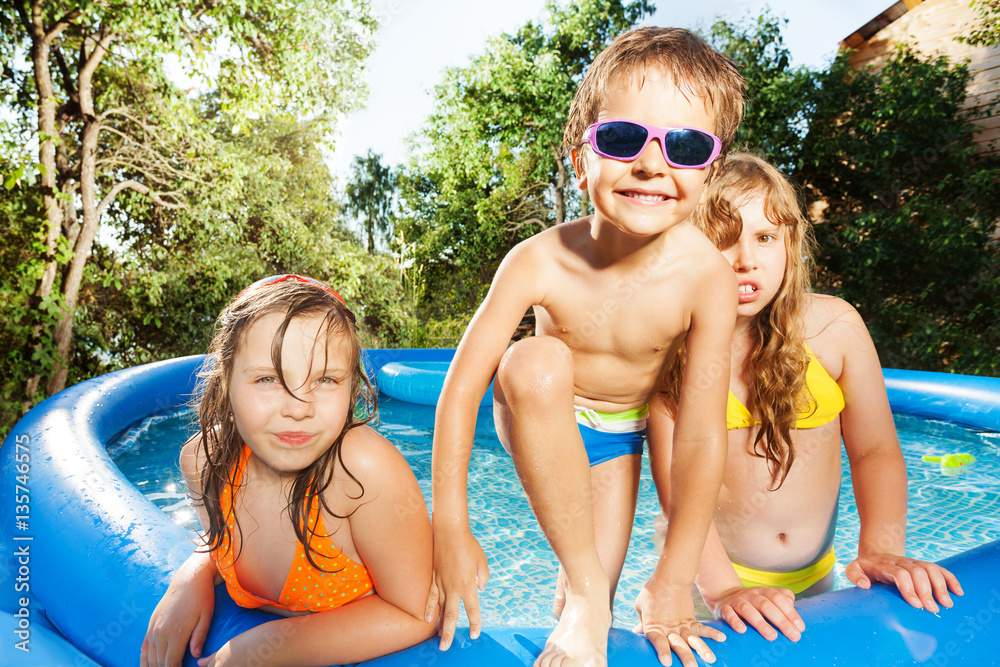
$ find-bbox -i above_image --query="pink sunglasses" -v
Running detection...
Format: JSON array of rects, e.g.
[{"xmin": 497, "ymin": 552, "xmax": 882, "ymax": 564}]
[{"xmin": 583, "ymin": 119, "xmax": 722, "ymax": 169}]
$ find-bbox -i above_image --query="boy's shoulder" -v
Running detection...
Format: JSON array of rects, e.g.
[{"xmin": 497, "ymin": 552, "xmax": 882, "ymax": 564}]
[{"xmin": 501, "ymin": 217, "xmax": 593, "ymax": 273}]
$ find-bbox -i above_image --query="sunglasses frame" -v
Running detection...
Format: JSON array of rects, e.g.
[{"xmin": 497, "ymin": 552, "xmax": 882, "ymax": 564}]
[
  {"xmin": 237, "ymin": 274, "xmax": 345, "ymax": 303},
  {"xmin": 583, "ymin": 119, "xmax": 722, "ymax": 169}
]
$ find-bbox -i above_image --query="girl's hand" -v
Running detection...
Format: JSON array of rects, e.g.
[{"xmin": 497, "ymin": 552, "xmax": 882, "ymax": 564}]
[
  {"xmin": 846, "ymin": 554, "xmax": 964, "ymax": 613},
  {"xmin": 140, "ymin": 553, "xmax": 216, "ymax": 667},
  {"xmin": 710, "ymin": 586, "xmax": 804, "ymax": 642},
  {"xmin": 195, "ymin": 641, "xmax": 232, "ymax": 667},
  {"xmin": 635, "ymin": 584, "xmax": 726, "ymax": 667}
]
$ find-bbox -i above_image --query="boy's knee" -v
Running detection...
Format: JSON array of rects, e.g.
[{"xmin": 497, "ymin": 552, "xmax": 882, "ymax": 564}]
[{"xmin": 498, "ymin": 336, "xmax": 573, "ymax": 402}]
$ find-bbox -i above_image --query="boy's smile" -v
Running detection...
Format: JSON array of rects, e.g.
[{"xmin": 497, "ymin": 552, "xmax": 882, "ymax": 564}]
[{"xmin": 574, "ymin": 69, "xmax": 717, "ymax": 241}]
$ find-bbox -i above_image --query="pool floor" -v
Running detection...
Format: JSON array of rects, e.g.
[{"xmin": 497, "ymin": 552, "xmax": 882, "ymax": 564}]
[{"xmin": 112, "ymin": 398, "xmax": 1000, "ymax": 629}]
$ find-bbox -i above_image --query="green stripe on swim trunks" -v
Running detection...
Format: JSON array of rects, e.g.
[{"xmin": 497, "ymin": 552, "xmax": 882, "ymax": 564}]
[{"xmin": 590, "ymin": 405, "xmax": 649, "ymax": 422}]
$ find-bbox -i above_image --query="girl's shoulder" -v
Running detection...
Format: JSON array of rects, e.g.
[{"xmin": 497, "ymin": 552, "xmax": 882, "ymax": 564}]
[
  {"xmin": 326, "ymin": 425, "xmax": 418, "ymax": 506},
  {"xmin": 179, "ymin": 430, "xmax": 208, "ymax": 487},
  {"xmin": 801, "ymin": 293, "xmax": 866, "ymax": 339}
]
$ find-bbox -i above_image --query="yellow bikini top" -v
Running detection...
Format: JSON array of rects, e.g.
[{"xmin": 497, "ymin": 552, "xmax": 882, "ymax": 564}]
[{"xmin": 727, "ymin": 344, "xmax": 845, "ymax": 430}]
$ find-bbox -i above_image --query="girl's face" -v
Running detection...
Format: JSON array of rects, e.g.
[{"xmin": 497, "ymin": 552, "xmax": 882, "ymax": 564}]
[
  {"xmin": 721, "ymin": 193, "xmax": 788, "ymax": 323},
  {"xmin": 228, "ymin": 312, "xmax": 354, "ymax": 480}
]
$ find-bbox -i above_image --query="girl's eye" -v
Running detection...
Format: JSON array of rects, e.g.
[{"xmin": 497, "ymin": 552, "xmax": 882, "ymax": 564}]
[
  {"xmin": 757, "ymin": 234, "xmax": 774, "ymax": 244},
  {"xmin": 255, "ymin": 376, "xmax": 278, "ymax": 384}
]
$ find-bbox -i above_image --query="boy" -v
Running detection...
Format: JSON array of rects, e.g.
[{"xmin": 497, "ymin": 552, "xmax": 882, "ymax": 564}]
[{"xmin": 426, "ymin": 27, "xmax": 745, "ymax": 667}]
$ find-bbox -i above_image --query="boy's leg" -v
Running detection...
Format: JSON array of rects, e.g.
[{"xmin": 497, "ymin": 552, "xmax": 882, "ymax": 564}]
[
  {"xmin": 494, "ymin": 336, "xmax": 611, "ymax": 667},
  {"xmin": 554, "ymin": 454, "xmax": 641, "ymax": 619}
]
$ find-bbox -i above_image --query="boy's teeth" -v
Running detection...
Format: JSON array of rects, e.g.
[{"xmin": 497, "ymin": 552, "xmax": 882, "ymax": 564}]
[{"xmin": 628, "ymin": 192, "xmax": 665, "ymax": 201}]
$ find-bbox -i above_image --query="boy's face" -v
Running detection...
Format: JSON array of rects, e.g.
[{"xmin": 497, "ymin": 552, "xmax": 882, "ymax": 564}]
[{"xmin": 574, "ymin": 70, "xmax": 717, "ymax": 239}]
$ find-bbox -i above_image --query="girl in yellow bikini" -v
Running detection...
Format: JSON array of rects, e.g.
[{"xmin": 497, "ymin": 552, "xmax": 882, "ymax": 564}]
[
  {"xmin": 140, "ymin": 276, "xmax": 436, "ymax": 667},
  {"xmin": 648, "ymin": 154, "xmax": 963, "ymax": 643}
]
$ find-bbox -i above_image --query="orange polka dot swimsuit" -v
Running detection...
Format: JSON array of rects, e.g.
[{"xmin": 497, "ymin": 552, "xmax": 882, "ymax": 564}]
[{"xmin": 211, "ymin": 445, "xmax": 374, "ymax": 613}]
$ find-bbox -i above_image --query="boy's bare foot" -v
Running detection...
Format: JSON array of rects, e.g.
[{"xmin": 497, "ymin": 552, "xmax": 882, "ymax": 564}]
[
  {"xmin": 536, "ymin": 588, "xmax": 611, "ymax": 667},
  {"xmin": 552, "ymin": 570, "xmax": 567, "ymax": 619}
]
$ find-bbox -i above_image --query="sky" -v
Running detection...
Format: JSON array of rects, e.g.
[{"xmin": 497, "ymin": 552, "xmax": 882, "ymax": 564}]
[{"xmin": 328, "ymin": 0, "xmax": 892, "ymax": 178}]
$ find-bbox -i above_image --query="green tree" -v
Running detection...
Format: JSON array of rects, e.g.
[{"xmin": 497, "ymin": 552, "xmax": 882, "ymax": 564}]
[
  {"xmin": 705, "ymin": 11, "xmax": 816, "ymax": 170},
  {"xmin": 3, "ymin": 0, "xmax": 377, "ymax": 407},
  {"xmin": 958, "ymin": 0, "xmax": 1000, "ymax": 47},
  {"xmin": 799, "ymin": 46, "xmax": 1000, "ymax": 373},
  {"xmin": 70, "ymin": 110, "xmax": 411, "ymax": 385},
  {"xmin": 344, "ymin": 150, "xmax": 395, "ymax": 253}
]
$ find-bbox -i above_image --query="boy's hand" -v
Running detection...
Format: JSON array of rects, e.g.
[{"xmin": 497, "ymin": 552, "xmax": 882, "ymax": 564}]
[
  {"xmin": 846, "ymin": 554, "xmax": 963, "ymax": 613},
  {"xmin": 425, "ymin": 527, "xmax": 490, "ymax": 651},
  {"xmin": 140, "ymin": 554, "xmax": 216, "ymax": 667},
  {"xmin": 635, "ymin": 584, "xmax": 725, "ymax": 667},
  {"xmin": 709, "ymin": 586, "xmax": 804, "ymax": 642}
]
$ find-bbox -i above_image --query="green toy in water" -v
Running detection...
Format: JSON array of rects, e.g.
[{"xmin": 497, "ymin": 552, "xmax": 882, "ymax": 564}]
[{"xmin": 922, "ymin": 453, "xmax": 976, "ymax": 475}]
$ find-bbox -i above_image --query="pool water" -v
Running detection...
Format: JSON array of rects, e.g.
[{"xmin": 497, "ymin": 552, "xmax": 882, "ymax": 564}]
[{"xmin": 112, "ymin": 398, "xmax": 1000, "ymax": 629}]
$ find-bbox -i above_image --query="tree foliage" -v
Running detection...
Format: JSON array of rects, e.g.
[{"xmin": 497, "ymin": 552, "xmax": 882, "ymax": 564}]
[
  {"xmin": 958, "ymin": 0, "xmax": 1000, "ymax": 47},
  {"xmin": 0, "ymin": 0, "xmax": 381, "ymax": 427},
  {"xmin": 344, "ymin": 150, "xmax": 395, "ymax": 253},
  {"xmin": 799, "ymin": 47, "xmax": 1000, "ymax": 374}
]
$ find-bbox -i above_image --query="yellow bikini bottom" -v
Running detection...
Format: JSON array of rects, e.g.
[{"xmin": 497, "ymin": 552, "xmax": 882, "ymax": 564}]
[{"xmin": 731, "ymin": 549, "xmax": 836, "ymax": 594}]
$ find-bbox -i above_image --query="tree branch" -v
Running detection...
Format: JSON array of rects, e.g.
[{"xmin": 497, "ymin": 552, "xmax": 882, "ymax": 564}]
[
  {"xmin": 52, "ymin": 45, "xmax": 79, "ymax": 106},
  {"xmin": 97, "ymin": 180, "xmax": 187, "ymax": 216}
]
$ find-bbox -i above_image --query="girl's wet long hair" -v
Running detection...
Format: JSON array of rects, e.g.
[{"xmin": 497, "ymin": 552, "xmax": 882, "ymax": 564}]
[
  {"xmin": 665, "ymin": 152, "xmax": 815, "ymax": 488},
  {"xmin": 192, "ymin": 279, "xmax": 377, "ymax": 571}
]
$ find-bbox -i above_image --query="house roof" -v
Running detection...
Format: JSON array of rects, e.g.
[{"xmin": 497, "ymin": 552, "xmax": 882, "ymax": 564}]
[{"xmin": 840, "ymin": 0, "xmax": 924, "ymax": 49}]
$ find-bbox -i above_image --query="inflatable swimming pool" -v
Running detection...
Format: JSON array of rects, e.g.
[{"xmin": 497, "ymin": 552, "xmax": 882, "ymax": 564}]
[{"xmin": 2, "ymin": 350, "xmax": 999, "ymax": 666}]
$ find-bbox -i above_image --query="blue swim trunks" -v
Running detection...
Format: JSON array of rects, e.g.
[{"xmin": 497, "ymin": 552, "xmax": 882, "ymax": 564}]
[{"xmin": 574, "ymin": 405, "xmax": 648, "ymax": 466}]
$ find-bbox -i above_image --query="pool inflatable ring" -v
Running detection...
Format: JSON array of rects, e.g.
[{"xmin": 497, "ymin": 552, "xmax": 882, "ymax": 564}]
[
  {"xmin": 377, "ymin": 360, "xmax": 494, "ymax": 407},
  {"xmin": 2, "ymin": 353, "xmax": 1000, "ymax": 666}
]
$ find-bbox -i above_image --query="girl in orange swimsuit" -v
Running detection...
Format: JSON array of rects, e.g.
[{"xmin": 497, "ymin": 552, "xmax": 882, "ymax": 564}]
[
  {"xmin": 648, "ymin": 154, "xmax": 961, "ymax": 644},
  {"xmin": 140, "ymin": 276, "xmax": 436, "ymax": 667}
]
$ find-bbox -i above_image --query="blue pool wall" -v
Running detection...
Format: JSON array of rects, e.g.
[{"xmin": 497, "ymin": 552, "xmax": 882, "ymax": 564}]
[{"xmin": 2, "ymin": 350, "xmax": 1000, "ymax": 666}]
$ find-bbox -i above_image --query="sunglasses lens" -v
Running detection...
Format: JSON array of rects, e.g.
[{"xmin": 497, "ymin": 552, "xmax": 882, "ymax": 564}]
[
  {"xmin": 594, "ymin": 121, "xmax": 648, "ymax": 159},
  {"xmin": 664, "ymin": 129, "xmax": 716, "ymax": 167}
]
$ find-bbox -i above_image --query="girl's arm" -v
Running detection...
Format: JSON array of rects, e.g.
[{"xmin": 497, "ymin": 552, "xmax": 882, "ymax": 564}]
[
  {"xmin": 637, "ymin": 260, "xmax": 733, "ymax": 667},
  {"xmin": 198, "ymin": 428, "xmax": 437, "ymax": 667},
  {"xmin": 823, "ymin": 298, "xmax": 962, "ymax": 610},
  {"xmin": 141, "ymin": 435, "xmax": 221, "ymax": 667},
  {"xmin": 647, "ymin": 396, "xmax": 803, "ymax": 644}
]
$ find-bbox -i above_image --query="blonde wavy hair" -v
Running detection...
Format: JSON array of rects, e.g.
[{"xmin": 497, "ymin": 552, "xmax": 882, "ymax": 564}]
[
  {"xmin": 193, "ymin": 279, "xmax": 376, "ymax": 571},
  {"xmin": 664, "ymin": 153, "xmax": 815, "ymax": 488}
]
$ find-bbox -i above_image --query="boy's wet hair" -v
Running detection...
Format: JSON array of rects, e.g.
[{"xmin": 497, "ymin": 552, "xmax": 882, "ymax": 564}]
[
  {"xmin": 193, "ymin": 280, "xmax": 377, "ymax": 572},
  {"xmin": 563, "ymin": 27, "xmax": 745, "ymax": 158}
]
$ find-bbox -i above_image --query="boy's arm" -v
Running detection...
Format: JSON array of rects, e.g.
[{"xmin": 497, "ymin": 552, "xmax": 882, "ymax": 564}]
[
  {"xmin": 141, "ymin": 436, "xmax": 219, "ymax": 667},
  {"xmin": 428, "ymin": 242, "xmax": 542, "ymax": 649},
  {"xmin": 195, "ymin": 429, "xmax": 438, "ymax": 667},
  {"xmin": 638, "ymin": 262, "xmax": 734, "ymax": 667},
  {"xmin": 648, "ymin": 382, "xmax": 804, "ymax": 646},
  {"xmin": 830, "ymin": 300, "xmax": 962, "ymax": 610}
]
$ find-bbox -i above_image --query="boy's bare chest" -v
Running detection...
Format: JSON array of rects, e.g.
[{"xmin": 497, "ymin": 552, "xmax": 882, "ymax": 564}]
[{"xmin": 536, "ymin": 267, "xmax": 688, "ymax": 352}]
